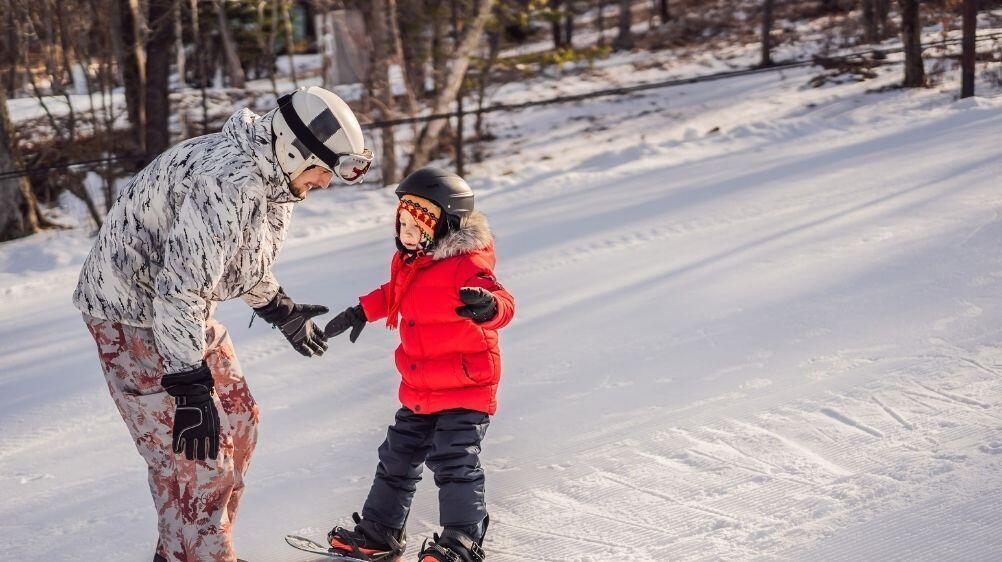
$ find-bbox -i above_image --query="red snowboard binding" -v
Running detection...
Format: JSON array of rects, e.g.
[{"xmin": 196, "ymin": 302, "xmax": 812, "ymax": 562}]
[{"xmin": 328, "ymin": 512, "xmax": 407, "ymax": 562}]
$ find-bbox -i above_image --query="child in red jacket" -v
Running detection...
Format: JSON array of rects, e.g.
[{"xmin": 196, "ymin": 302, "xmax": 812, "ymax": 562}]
[{"xmin": 323, "ymin": 167, "xmax": 514, "ymax": 562}]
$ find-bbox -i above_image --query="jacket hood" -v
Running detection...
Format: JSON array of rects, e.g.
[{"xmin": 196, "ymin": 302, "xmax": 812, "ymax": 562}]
[
  {"xmin": 432, "ymin": 211, "xmax": 493, "ymax": 260},
  {"xmin": 222, "ymin": 108, "xmax": 300, "ymax": 203}
]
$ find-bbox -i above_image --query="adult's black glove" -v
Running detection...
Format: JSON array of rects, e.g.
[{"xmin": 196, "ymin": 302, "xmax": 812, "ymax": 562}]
[
  {"xmin": 162, "ymin": 363, "xmax": 220, "ymax": 461},
  {"xmin": 254, "ymin": 287, "xmax": 329, "ymax": 357},
  {"xmin": 324, "ymin": 304, "xmax": 367, "ymax": 343},
  {"xmin": 456, "ymin": 287, "xmax": 498, "ymax": 324}
]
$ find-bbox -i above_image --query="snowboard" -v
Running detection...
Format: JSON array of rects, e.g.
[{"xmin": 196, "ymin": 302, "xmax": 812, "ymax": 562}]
[{"xmin": 285, "ymin": 534, "xmax": 370, "ymax": 561}]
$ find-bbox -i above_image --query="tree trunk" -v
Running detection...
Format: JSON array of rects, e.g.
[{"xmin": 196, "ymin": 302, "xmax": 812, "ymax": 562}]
[
  {"xmin": 658, "ymin": 0, "xmax": 670, "ymax": 24},
  {"xmin": 145, "ymin": 0, "xmax": 176, "ymax": 157},
  {"xmin": 430, "ymin": 1, "xmax": 448, "ymax": 97},
  {"xmin": 899, "ymin": 0, "xmax": 924, "ymax": 88},
  {"xmin": 475, "ymin": 28, "xmax": 501, "ymax": 141},
  {"xmin": 862, "ymin": 0, "xmax": 878, "ymax": 44},
  {"xmin": 267, "ymin": 0, "xmax": 280, "ymax": 96},
  {"xmin": 405, "ymin": 0, "xmax": 495, "ymax": 175},
  {"xmin": 612, "ymin": 0, "xmax": 633, "ymax": 51},
  {"xmin": 564, "ymin": 4, "xmax": 574, "ymax": 46},
  {"xmin": 876, "ymin": 0, "xmax": 891, "ymax": 38},
  {"xmin": 450, "ymin": 0, "xmax": 464, "ymax": 177},
  {"xmin": 0, "ymin": 87, "xmax": 41, "ymax": 241},
  {"xmin": 761, "ymin": 0, "xmax": 774, "ymax": 67},
  {"xmin": 960, "ymin": 0, "xmax": 977, "ymax": 98},
  {"xmin": 399, "ymin": 0, "xmax": 431, "ymax": 102},
  {"xmin": 215, "ymin": 0, "xmax": 246, "ymax": 88},
  {"xmin": 174, "ymin": 1, "xmax": 186, "ymax": 88},
  {"xmin": 117, "ymin": 0, "xmax": 147, "ymax": 153},
  {"xmin": 367, "ymin": 0, "xmax": 397, "ymax": 184},
  {"xmin": 312, "ymin": 0, "xmax": 331, "ymax": 88},
  {"xmin": 596, "ymin": 0, "xmax": 606, "ymax": 45},
  {"xmin": 820, "ymin": 0, "xmax": 839, "ymax": 14},
  {"xmin": 550, "ymin": 0, "xmax": 563, "ymax": 49},
  {"xmin": 3, "ymin": 5, "xmax": 20, "ymax": 94},
  {"xmin": 387, "ymin": 0, "xmax": 420, "ymax": 129},
  {"xmin": 281, "ymin": 0, "xmax": 299, "ymax": 88}
]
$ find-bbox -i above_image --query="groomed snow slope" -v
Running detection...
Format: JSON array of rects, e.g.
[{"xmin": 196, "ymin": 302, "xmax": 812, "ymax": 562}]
[{"xmin": 2, "ymin": 54, "xmax": 1002, "ymax": 561}]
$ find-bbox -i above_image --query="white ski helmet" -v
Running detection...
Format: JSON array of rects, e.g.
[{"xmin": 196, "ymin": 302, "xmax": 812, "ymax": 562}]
[{"xmin": 272, "ymin": 86, "xmax": 372, "ymax": 184}]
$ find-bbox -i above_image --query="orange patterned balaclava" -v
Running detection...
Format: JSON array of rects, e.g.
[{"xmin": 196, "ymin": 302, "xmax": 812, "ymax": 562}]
[{"xmin": 397, "ymin": 194, "xmax": 443, "ymax": 250}]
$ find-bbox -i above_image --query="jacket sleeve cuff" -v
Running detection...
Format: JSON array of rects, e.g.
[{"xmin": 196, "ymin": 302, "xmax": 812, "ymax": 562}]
[
  {"xmin": 359, "ymin": 287, "xmax": 388, "ymax": 322},
  {"xmin": 477, "ymin": 290, "xmax": 514, "ymax": 331}
]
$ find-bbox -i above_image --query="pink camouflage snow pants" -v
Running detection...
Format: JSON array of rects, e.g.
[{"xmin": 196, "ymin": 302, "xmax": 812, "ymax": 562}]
[{"xmin": 83, "ymin": 313, "xmax": 259, "ymax": 562}]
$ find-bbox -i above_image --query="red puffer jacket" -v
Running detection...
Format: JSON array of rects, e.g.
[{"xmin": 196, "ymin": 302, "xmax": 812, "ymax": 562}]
[{"xmin": 359, "ymin": 211, "xmax": 515, "ymax": 415}]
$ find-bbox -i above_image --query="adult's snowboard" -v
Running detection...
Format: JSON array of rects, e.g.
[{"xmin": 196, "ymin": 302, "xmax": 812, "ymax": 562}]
[{"xmin": 285, "ymin": 535, "xmax": 370, "ymax": 561}]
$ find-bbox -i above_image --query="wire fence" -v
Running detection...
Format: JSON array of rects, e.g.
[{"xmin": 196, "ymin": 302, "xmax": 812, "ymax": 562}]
[{"xmin": 2, "ymin": 31, "xmax": 1000, "ymax": 182}]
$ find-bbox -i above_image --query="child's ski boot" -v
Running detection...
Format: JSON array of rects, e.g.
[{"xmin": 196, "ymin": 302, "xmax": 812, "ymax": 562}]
[
  {"xmin": 418, "ymin": 516, "xmax": 489, "ymax": 562},
  {"xmin": 328, "ymin": 512, "xmax": 406, "ymax": 561}
]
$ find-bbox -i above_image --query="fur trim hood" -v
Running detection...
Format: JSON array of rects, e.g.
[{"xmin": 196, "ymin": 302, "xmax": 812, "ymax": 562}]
[{"xmin": 432, "ymin": 211, "xmax": 493, "ymax": 260}]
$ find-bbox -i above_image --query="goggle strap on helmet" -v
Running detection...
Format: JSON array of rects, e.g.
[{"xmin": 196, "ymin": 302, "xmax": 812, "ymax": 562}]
[{"xmin": 277, "ymin": 93, "xmax": 342, "ymax": 171}]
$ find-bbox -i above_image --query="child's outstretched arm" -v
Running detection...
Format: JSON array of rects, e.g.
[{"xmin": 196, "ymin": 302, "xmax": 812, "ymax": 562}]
[
  {"xmin": 359, "ymin": 280, "xmax": 392, "ymax": 323},
  {"xmin": 324, "ymin": 279, "xmax": 391, "ymax": 343},
  {"xmin": 456, "ymin": 267, "xmax": 515, "ymax": 331}
]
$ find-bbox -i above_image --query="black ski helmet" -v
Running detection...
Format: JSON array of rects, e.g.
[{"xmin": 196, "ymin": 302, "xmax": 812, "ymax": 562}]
[{"xmin": 395, "ymin": 167, "xmax": 474, "ymax": 223}]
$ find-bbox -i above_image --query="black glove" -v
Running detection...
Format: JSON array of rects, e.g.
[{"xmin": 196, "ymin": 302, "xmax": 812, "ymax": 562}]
[
  {"xmin": 254, "ymin": 287, "xmax": 329, "ymax": 357},
  {"xmin": 162, "ymin": 363, "xmax": 220, "ymax": 461},
  {"xmin": 456, "ymin": 287, "xmax": 498, "ymax": 324},
  {"xmin": 324, "ymin": 304, "xmax": 367, "ymax": 343}
]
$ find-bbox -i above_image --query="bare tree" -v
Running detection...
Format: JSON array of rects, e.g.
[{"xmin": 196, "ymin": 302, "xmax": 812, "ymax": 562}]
[
  {"xmin": 0, "ymin": 87, "xmax": 42, "ymax": 241},
  {"xmin": 656, "ymin": 0, "xmax": 670, "ymax": 25},
  {"xmin": 365, "ymin": 0, "xmax": 399, "ymax": 184},
  {"xmin": 761, "ymin": 0, "xmax": 774, "ymax": 67},
  {"xmin": 862, "ymin": 0, "xmax": 879, "ymax": 43},
  {"xmin": 281, "ymin": 0, "xmax": 299, "ymax": 88},
  {"xmin": 898, "ymin": 0, "xmax": 924, "ymax": 87},
  {"xmin": 549, "ymin": 0, "xmax": 564, "ymax": 49},
  {"xmin": 145, "ymin": 0, "xmax": 176, "ymax": 155},
  {"xmin": 819, "ymin": 0, "xmax": 840, "ymax": 14},
  {"xmin": 2, "ymin": 2, "xmax": 20, "ymax": 93},
  {"xmin": 174, "ymin": 1, "xmax": 186, "ymax": 88},
  {"xmin": 264, "ymin": 0, "xmax": 281, "ymax": 96},
  {"xmin": 405, "ymin": 0, "xmax": 495, "ymax": 175},
  {"xmin": 612, "ymin": 0, "xmax": 633, "ymax": 51},
  {"xmin": 564, "ymin": 1, "xmax": 574, "ymax": 46},
  {"xmin": 960, "ymin": 0, "xmax": 977, "ymax": 98},
  {"xmin": 117, "ymin": 0, "xmax": 147, "ymax": 152},
  {"xmin": 398, "ymin": 0, "xmax": 433, "ymax": 102},
  {"xmin": 875, "ymin": 0, "xmax": 890, "ymax": 38},
  {"xmin": 596, "ymin": 0, "xmax": 607, "ymax": 45},
  {"xmin": 387, "ymin": 0, "xmax": 420, "ymax": 127},
  {"xmin": 430, "ymin": 0, "xmax": 449, "ymax": 97},
  {"xmin": 214, "ymin": 0, "xmax": 247, "ymax": 88}
]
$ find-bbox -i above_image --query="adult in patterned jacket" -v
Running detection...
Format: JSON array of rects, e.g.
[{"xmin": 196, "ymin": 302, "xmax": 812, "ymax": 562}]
[{"xmin": 73, "ymin": 86, "xmax": 372, "ymax": 562}]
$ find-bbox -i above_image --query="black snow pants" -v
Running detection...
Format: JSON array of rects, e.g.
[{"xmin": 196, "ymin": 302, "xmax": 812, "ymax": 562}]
[{"xmin": 362, "ymin": 407, "xmax": 490, "ymax": 530}]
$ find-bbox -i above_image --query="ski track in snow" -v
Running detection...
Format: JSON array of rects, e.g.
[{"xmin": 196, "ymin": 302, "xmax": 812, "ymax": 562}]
[{"xmin": 3, "ymin": 45, "xmax": 1002, "ymax": 561}]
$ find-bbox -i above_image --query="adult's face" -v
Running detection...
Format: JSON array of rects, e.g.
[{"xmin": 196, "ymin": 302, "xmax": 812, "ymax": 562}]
[{"xmin": 289, "ymin": 166, "xmax": 334, "ymax": 199}]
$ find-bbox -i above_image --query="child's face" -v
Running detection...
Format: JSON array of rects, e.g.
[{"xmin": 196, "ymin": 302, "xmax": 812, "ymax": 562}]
[{"xmin": 398, "ymin": 211, "xmax": 423, "ymax": 251}]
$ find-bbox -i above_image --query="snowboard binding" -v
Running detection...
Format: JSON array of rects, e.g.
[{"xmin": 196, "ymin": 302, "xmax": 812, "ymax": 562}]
[
  {"xmin": 327, "ymin": 512, "xmax": 406, "ymax": 562},
  {"xmin": 419, "ymin": 515, "xmax": 489, "ymax": 562}
]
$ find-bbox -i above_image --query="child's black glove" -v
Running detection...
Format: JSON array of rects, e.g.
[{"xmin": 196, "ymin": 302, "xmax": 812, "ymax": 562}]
[
  {"xmin": 325, "ymin": 304, "xmax": 368, "ymax": 343},
  {"xmin": 456, "ymin": 287, "xmax": 498, "ymax": 324}
]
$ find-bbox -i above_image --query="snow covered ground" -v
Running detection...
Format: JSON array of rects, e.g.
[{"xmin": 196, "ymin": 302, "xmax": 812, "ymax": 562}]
[{"xmin": 3, "ymin": 45, "xmax": 1002, "ymax": 561}]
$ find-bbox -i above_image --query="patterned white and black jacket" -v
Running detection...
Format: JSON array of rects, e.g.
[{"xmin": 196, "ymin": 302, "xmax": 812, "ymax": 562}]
[{"xmin": 74, "ymin": 108, "xmax": 300, "ymax": 373}]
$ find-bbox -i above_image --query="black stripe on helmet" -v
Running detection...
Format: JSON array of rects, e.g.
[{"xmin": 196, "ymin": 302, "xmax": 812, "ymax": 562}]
[{"xmin": 277, "ymin": 93, "xmax": 342, "ymax": 170}]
